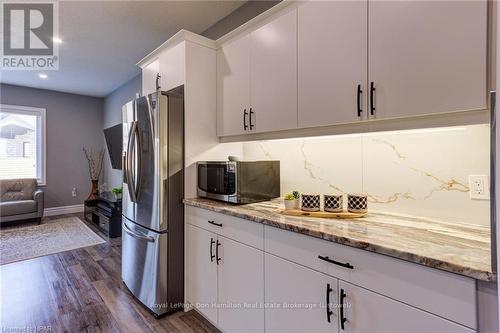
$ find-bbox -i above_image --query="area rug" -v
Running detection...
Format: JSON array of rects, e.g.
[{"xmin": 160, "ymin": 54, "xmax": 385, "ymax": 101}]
[{"xmin": 0, "ymin": 217, "xmax": 105, "ymax": 265}]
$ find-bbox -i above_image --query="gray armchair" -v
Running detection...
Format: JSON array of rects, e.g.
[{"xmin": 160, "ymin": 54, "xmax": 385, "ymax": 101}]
[{"xmin": 0, "ymin": 179, "xmax": 44, "ymax": 224}]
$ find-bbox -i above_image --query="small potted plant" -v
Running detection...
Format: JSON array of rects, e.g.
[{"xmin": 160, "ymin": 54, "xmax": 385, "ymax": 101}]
[
  {"xmin": 284, "ymin": 191, "xmax": 300, "ymax": 210},
  {"xmin": 112, "ymin": 187, "xmax": 122, "ymax": 200}
]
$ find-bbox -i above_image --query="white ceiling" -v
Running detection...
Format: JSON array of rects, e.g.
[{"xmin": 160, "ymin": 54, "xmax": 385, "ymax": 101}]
[{"xmin": 0, "ymin": 1, "xmax": 245, "ymax": 97}]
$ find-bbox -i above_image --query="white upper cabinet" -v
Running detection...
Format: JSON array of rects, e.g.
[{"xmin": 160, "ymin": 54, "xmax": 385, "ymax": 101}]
[
  {"xmin": 141, "ymin": 42, "xmax": 185, "ymax": 96},
  {"xmin": 249, "ymin": 9, "xmax": 298, "ymax": 133},
  {"xmin": 215, "ymin": 0, "xmax": 487, "ymax": 136},
  {"xmin": 158, "ymin": 42, "xmax": 185, "ymax": 92},
  {"xmin": 217, "ymin": 35, "xmax": 251, "ymax": 136},
  {"xmin": 142, "ymin": 58, "xmax": 159, "ymax": 96},
  {"xmin": 298, "ymin": 1, "xmax": 368, "ymax": 128},
  {"xmin": 368, "ymin": 0, "xmax": 487, "ymax": 120}
]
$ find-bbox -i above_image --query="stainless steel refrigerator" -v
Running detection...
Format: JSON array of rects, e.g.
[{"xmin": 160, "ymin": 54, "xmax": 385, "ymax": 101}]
[{"xmin": 121, "ymin": 88, "xmax": 184, "ymax": 317}]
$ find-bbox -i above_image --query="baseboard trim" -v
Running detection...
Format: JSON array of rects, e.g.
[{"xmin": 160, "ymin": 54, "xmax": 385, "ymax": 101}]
[{"xmin": 44, "ymin": 204, "xmax": 84, "ymax": 217}]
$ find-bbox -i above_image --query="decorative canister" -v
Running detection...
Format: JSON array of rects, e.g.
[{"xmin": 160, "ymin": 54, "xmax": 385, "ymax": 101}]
[
  {"xmin": 347, "ymin": 193, "xmax": 368, "ymax": 213},
  {"xmin": 324, "ymin": 194, "xmax": 343, "ymax": 212},
  {"xmin": 284, "ymin": 198, "xmax": 299, "ymax": 210},
  {"xmin": 301, "ymin": 194, "xmax": 321, "ymax": 212}
]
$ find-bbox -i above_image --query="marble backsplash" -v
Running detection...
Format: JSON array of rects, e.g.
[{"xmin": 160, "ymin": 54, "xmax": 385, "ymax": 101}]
[{"xmin": 241, "ymin": 124, "xmax": 491, "ymax": 226}]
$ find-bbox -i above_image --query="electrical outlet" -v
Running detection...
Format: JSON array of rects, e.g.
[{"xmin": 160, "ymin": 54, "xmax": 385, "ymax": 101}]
[
  {"xmin": 72, "ymin": 187, "xmax": 77, "ymax": 198},
  {"xmin": 468, "ymin": 175, "xmax": 489, "ymax": 200}
]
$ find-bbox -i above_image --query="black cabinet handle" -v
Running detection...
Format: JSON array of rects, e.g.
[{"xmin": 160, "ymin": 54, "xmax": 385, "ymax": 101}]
[
  {"xmin": 370, "ymin": 81, "xmax": 376, "ymax": 116},
  {"xmin": 249, "ymin": 108, "xmax": 254, "ymax": 130},
  {"xmin": 208, "ymin": 220, "xmax": 223, "ymax": 227},
  {"xmin": 318, "ymin": 255, "xmax": 354, "ymax": 269},
  {"xmin": 340, "ymin": 288, "xmax": 347, "ymax": 330},
  {"xmin": 357, "ymin": 84, "xmax": 363, "ymax": 117},
  {"xmin": 156, "ymin": 73, "xmax": 161, "ymax": 91},
  {"xmin": 243, "ymin": 109, "xmax": 248, "ymax": 131},
  {"xmin": 216, "ymin": 240, "xmax": 221, "ymax": 264},
  {"xmin": 326, "ymin": 283, "xmax": 333, "ymax": 323},
  {"xmin": 210, "ymin": 237, "xmax": 215, "ymax": 262}
]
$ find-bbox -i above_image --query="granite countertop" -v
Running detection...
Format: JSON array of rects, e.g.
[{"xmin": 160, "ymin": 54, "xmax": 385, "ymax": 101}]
[{"xmin": 184, "ymin": 197, "xmax": 494, "ymax": 281}]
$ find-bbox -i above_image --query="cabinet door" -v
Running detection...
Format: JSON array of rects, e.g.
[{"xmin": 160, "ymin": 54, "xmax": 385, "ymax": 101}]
[
  {"xmin": 298, "ymin": 1, "xmax": 367, "ymax": 127},
  {"xmin": 265, "ymin": 254, "xmax": 339, "ymax": 333},
  {"xmin": 338, "ymin": 281, "xmax": 474, "ymax": 333},
  {"xmin": 158, "ymin": 42, "xmax": 185, "ymax": 92},
  {"xmin": 218, "ymin": 236, "xmax": 264, "ymax": 333},
  {"xmin": 368, "ymin": 0, "xmax": 487, "ymax": 119},
  {"xmin": 250, "ymin": 9, "xmax": 297, "ymax": 133},
  {"xmin": 142, "ymin": 59, "xmax": 159, "ymax": 96},
  {"xmin": 185, "ymin": 224, "xmax": 218, "ymax": 324},
  {"xmin": 217, "ymin": 35, "xmax": 251, "ymax": 136}
]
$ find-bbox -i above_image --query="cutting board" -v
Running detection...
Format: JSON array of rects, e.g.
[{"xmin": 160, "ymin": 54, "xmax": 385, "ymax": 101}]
[{"xmin": 280, "ymin": 209, "xmax": 367, "ymax": 219}]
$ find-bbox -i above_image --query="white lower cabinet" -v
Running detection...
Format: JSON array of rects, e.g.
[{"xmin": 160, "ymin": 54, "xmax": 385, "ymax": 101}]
[
  {"xmin": 185, "ymin": 221, "xmax": 264, "ymax": 333},
  {"xmin": 265, "ymin": 253, "xmax": 475, "ymax": 333},
  {"xmin": 185, "ymin": 224, "xmax": 218, "ymax": 324},
  {"xmin": 218, "ymin": 236, "xmax": 264, "ymax": 333},
  {"xmin": 186, "ymin": 208, "xmax": 477, "ymax": 333},
  {"xmin": 265, "ymin": 253, "xmax": 339, "ymax": 333},
  {"xmin": 338, "ymin": 281, "xmax": 475, "ymax": 333}
]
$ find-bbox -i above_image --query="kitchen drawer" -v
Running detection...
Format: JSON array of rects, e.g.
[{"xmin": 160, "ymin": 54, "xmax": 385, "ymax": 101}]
[
  {"xmin": 185, "ymin": 206, "xmax": 264, "ymax": 250},
  {"xmin": 339, "ymin": 280, "xmax": 475, "ymax": 333},
  {"xmin": 264, "ymin": 225, "xmax": 477, "ymax": 330}
]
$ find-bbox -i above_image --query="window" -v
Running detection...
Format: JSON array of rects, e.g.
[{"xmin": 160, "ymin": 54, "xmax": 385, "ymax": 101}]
[{"xmin": 0, "ymin": 104, "xmax": 46, "ymax": 185}]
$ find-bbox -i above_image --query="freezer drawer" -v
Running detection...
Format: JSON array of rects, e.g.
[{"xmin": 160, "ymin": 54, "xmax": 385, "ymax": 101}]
[{"xmin": 121, "ymin": 218, "xmax": 170, "ymax": 316}]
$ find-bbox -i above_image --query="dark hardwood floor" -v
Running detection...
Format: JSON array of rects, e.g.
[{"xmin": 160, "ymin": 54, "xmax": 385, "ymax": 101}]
[{"xmin": 0, "ymin": 213, "xmax": 219, "ymax": 333}]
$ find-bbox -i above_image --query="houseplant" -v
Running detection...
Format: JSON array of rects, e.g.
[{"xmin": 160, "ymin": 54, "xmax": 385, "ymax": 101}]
[
  {"xmin": 284, "ymin": 191, "xmax": 300, "ymax": 210},
  {"xmin": 83, "ymin": 147, "xmax": 104, "ymax": 200},
  {"xmin": 112, "ymin": 187, "xmax": 122, "ymax": 200}
]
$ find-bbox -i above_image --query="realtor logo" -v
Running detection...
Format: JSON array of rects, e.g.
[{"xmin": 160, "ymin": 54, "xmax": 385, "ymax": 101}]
[{"xmin": 1, "ymin": 1, "xmax": 59, "ymax": 70}]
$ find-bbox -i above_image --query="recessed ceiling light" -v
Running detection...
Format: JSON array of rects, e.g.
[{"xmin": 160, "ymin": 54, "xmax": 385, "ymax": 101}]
[
  {"xmin": 38, "ymin": 73, "xmax": 48, "ymax": 79},
  {"xmin": 52, "ymin": 37, "xmax": 63, "ymax": 44}
]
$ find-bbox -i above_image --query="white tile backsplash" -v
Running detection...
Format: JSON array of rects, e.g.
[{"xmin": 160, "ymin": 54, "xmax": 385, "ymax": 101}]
[{"xmin": 242, "ymin": 124, "xmax": 490, "ymax": 226}]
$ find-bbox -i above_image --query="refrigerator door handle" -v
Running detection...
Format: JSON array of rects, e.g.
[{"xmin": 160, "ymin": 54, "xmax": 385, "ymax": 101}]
[
  {"xmin": 126, "ymin": 121, "xmax": 138, "ymax": 203},
  {"xmin": 122, "ymin": 152, "xmax": 127, "ymax": 183},
  {"xmin": 145, "ymin": 94, "xmax": 155, "ymax": 139},
  {"xmin": 123, "ymin": 222, "xmax": 155, "ymax": 242},
  {"xmin": 134, "ymin": 123, "xmax": 143, "ymax": 200}
]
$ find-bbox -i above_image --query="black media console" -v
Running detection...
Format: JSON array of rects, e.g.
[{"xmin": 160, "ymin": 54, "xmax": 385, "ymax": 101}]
[{"xmin": 84, "ymin": 192, "xmax": 122, "ymax": 238}]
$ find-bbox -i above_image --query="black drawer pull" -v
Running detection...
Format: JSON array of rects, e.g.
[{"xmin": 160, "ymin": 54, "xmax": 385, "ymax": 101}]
[
  {"xmin": 216, "ymin": 240, "xmax": 221, "ymax": 264},
  {"xmin": 356, "ymin": 84, "xmax": 362, "ymax": 117},
  {"xmin": 249, "ymin": 107, "xmax": 254, "ymax": 130},
  {"xmin": 243, "ymin": 109, "xmax": 248, "ymax": 131},
  {"xmin": 340, "ymin": 288, "xmax": 347, "ymax": 330},
  {"xmin": 318, "ymin": 255, "xmax": 354, "ymax": 269},
  {"xmin": 326, "ymin": 283, "xmax": 333, "ymax": 323},
  {"xmin": 208, "ymin": 220, "xmax": 223, "ymax": 227},
  {"xmin": 370, "ymin": 81, "xmax": 376, "ymax": 116},
  {"xmin": 210, "ymin": 237, "xmax": 215, "ymax": 262}
]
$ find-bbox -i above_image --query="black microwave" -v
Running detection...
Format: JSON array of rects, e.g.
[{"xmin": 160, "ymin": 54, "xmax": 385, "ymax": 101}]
[{"xmin": 197, "ymin": 161, "xmax": 280, "ymax": 204}]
